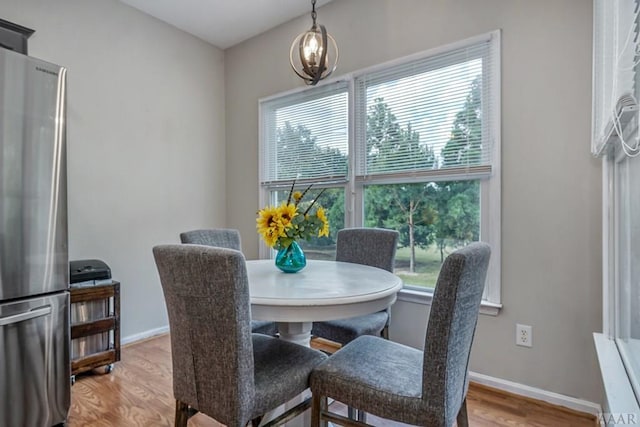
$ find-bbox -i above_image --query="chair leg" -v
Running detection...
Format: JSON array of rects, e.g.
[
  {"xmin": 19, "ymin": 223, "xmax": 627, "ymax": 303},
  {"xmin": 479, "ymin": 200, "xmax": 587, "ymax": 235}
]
[
  {"xmin": 347, "ymin": 405, "xmax": 368, "ymax": 423},
  {"xmin": 356, "ymin": 409, "xmax": 367, "ymax": 423},
  {"xmin": 321, "ymin": 396, "xmax": 329, "ymax": 427},
  {"xmin": 175, "ymin": 400, "xmax": 190, "ymax": 427},
  {"xmin": 347, "ymin": 406, "xmax": 356, "ymax": 420},
  {"xmin": 346, "ymin": 407, "xmax": 368, "ymax": 422},
  {"xmin": 456, "ymin": 398, "xmax": 469, "ymax": 427},
  {"xmin": 311, "ymin": 393, "xmax": 322, "ymax": 427}
]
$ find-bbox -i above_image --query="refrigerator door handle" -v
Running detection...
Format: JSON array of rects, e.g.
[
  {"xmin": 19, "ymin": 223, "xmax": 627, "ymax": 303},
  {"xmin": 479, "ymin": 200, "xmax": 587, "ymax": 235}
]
[{"xmin": 0, "ymin": 305, "xmax": 52, "ymax": 326}]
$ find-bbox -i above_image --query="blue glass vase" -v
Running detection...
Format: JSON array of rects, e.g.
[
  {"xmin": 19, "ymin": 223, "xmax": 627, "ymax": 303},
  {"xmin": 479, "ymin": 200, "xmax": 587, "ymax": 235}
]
[{"xmin": 275, "ymin": 241, "xmax": 307, "ymax": 273}]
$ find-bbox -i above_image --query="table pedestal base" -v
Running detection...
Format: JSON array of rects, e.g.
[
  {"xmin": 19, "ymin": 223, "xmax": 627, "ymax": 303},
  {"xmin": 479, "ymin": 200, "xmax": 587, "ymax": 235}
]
[{"xmin": 277, "ymin": 321, "xmax": 312, "ymax": 347}]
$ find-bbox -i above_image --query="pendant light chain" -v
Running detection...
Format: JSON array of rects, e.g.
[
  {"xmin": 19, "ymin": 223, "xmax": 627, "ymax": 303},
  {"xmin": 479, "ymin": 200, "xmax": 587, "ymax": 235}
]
[{"xmin": 311, "ymin": 0, "xmax": 317, "ymax": 25}]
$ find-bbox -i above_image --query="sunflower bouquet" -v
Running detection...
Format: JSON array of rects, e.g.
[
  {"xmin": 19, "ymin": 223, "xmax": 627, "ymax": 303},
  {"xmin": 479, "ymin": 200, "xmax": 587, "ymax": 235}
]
[{"xmin": 256, "ymin": 180, "xmax": 330, "ymax": 250}]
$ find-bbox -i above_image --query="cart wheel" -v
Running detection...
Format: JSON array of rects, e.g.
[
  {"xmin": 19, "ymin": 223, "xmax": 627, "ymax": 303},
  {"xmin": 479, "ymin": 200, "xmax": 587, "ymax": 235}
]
[
  {"xmin": 91, "ymin": 364, "xmax": 114, "ymax": 375},
  {"xmin": 71, "ymin": 375, "xmax": 76, "ymax": 386}
]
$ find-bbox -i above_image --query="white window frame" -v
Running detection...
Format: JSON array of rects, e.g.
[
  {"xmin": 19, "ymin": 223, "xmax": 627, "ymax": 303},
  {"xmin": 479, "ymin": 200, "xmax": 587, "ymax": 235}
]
[
  {"xmin": 258, "ymin": 31, "xmax": 502, "ymax": 314},
  {"xmin": 596, "ymin": 149, "xmax": 640, "ymax": 418}
]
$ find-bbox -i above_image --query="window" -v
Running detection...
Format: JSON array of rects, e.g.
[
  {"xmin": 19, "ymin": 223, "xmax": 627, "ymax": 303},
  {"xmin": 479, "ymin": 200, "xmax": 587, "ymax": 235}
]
[
  {"xmin": 601, "ymin": 148, "xmax": 640, "ymax": 408},
  {"xmin": 260, "ymin": 31, "xmax": 501, "ymax": 307},
  {"xmin": 615, "ymin": 152, "xmax": 640, "ymax": 397},
  {"xmin": 594, "ymin": 0, "xmax": 640, "ymax": 412},
  {"xmin": 260, "ymin": 82, "xmax": 349, "ymax": 260}
]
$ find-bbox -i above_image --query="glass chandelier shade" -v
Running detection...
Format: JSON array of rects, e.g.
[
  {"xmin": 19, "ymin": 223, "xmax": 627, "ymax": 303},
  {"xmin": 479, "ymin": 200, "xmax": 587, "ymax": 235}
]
[{"xmin": 289, "ymin": 0, "xmax": 338, "ymax": 86}]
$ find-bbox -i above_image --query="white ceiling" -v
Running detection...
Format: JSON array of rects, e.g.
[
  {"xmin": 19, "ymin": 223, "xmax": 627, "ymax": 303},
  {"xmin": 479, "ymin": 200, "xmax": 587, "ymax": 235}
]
[{"xmin": 119, "ymin": 0, "xmax": 335, "ymax": 49}]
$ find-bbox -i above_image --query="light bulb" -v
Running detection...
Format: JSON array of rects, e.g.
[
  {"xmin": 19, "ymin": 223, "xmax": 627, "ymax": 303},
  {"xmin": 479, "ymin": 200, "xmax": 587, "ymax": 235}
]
[{"xmin": 303, "ymin": 33, "xmax": 322, "ymax": 66}]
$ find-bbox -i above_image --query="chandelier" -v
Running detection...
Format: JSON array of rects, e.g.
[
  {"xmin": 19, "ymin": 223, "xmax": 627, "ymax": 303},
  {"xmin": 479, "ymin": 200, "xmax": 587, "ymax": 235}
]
[{"xmin": 289, "ymin": 0, "xmax": 338, "ymax": 85}]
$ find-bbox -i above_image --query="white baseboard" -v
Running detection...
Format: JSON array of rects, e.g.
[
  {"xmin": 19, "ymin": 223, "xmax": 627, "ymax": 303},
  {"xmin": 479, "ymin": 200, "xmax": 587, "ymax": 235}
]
[
  {"xmin": 121, "ymin": 325, "xmax": 169, "ymax": 345},
  {"xmin": 469, "ymin": 371, "xmax": 602, "ymax": 416}
]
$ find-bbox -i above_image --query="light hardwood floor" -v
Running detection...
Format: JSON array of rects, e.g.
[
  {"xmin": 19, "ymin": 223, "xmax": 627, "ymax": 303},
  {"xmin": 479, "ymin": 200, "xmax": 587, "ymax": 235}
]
[{"xmin": 68, "ymin": 334, "xmax": 597, "ymax": 426}]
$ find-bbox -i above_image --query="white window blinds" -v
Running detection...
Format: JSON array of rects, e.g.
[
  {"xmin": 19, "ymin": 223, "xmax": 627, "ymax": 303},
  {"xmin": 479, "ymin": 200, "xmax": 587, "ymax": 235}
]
[
  {"xmin": 354, "ymin": 34, "xmax": 498, "ymax": 181},
  {"xmin": 592, "ymin": 0, "xmax": 640, "ymax": 156},
  {"xmin": 260, "ymin": 81, "xmax": 349, "ymax": 185}
]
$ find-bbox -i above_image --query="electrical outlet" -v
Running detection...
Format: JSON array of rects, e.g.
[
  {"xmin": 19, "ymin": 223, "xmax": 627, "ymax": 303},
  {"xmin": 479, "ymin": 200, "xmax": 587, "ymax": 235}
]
[{"xmin": 516, "ymin": 324, "xmax": 532, "ymax": 347}]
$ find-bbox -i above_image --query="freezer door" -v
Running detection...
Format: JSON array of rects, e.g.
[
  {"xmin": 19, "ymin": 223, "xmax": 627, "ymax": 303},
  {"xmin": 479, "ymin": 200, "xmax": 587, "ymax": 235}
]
[
  {"xmin": 0, "ymin": 292, "xmax": 70, "ymax": 426},
  {"xmin": 0, "ymin": 49, "xmax": 68, "ymax": 300}
]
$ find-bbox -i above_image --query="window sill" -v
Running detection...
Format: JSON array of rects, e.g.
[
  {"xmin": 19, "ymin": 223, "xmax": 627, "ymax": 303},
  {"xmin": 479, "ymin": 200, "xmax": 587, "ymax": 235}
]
[
  {"xmin": 397, "ymin": 288, "xmax": 502, "ymax": 316},
  {"xmin": 593, "ymin": 333, "xmax": 640, "ymax": 421}
]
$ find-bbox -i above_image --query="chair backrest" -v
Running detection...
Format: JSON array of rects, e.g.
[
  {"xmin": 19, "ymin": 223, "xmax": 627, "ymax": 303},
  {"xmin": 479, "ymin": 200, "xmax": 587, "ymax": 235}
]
[
  {"xmin": 180, "ymin": 228, "xmax": 242, "ymax": 251},
  {"xmin": 421, "ymin": 242, "xmax": 491, "ymax": 426},
  {"xmin": 153, "ymin": 244, "xmax": 255, "ymax": 425},
  {"xmin": 335, "ymin": 228, "xmax": 399, "ymax": 272}
]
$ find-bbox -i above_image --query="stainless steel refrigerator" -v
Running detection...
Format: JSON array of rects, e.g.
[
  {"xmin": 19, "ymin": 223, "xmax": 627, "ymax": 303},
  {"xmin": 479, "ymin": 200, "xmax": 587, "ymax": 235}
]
[{"xmin": 0, "ymin": 48, "xmax": 70, "ymax": 426}]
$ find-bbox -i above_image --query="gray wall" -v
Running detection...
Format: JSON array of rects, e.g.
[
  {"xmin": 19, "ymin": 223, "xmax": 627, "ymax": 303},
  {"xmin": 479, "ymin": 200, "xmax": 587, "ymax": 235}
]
[
  {"xmin": 225, "ymin": 0, "xmax": 602, "ymax": 403},
  {"xmin": 2, "ymin": 0, "xmax": 226, "ymax": 339}
]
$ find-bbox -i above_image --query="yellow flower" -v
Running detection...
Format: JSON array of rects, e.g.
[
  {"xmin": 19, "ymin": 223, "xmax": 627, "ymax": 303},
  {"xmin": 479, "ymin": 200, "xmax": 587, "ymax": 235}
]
[
  {"xmin": 256, "ymin": 206, "xmax": 277, "ymax": 230},
  {"xmin": 256, "ymin": 206, "xmax": 280, "ymax": 247},
  {"xmin": 276, "ymin": 203, "xmax": 297, "ymax": 231},
  {"xmin": 316, "ymin": 207, "xmax": 329, "ymax": 237},
  {"xmin": 256, "ymin": 180, "xmax": 330, "ymax": 248},
  {"xmin": 263, "ymin": 228, "xmax": 279, "ymax": 247}
]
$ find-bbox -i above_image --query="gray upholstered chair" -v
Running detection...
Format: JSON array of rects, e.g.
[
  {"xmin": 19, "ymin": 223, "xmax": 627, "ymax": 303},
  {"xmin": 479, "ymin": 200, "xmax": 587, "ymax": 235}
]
[
  {"xmin": 312, "ymin": 228, "xmax": 399, "ymax": 345},
  {"xmin": 310, "ymin": 242, "xmax": 491, "ymax": 427},
  {"xmin": 180, "ymin": 228, "xmax": 277, "ymax": 336},
  {"xmin": 153, "ymin": 245, "xmax": 327, "ymax": 427},
  {"xmin": 180, "ymin": 228, "xmax": 241, "ymax": 250}
]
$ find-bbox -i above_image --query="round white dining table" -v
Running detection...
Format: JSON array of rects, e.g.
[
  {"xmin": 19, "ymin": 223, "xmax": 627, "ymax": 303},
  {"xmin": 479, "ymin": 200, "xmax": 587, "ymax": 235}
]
[{"xmin": 246, "ymin": 259, "xmax": 403, "ymax": 347}]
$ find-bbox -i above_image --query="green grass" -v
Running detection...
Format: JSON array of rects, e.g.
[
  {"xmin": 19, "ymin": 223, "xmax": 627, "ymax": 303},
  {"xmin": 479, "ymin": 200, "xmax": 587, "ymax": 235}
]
[
  {"xmin": 304, "ymin": 243, "xmax": 454, "ymax": 289},
  {"xmin": 394, "ymin": 246, "xmax": 445, "ymax": 289}
]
